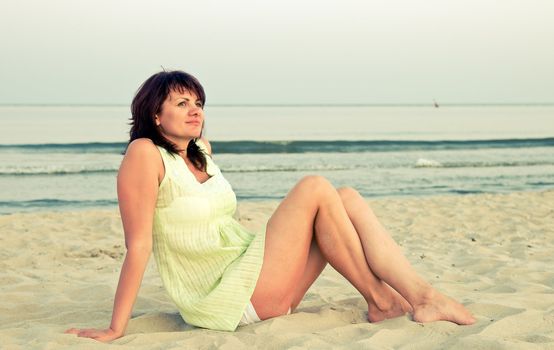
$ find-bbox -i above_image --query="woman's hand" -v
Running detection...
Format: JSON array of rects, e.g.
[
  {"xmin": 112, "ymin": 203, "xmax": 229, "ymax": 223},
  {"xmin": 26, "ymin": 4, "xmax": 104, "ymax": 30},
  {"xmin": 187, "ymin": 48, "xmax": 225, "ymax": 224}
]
[{"xmin": 64, "ymin": 327, "xmax": 123, "ymax": 342}]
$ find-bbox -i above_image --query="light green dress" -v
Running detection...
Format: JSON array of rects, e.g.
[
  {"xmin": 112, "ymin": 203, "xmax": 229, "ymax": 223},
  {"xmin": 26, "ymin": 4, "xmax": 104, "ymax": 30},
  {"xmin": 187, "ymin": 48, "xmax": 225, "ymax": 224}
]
[{"xmin": 151, "ymin": 139, "xmax": 266, "ymax": 331}]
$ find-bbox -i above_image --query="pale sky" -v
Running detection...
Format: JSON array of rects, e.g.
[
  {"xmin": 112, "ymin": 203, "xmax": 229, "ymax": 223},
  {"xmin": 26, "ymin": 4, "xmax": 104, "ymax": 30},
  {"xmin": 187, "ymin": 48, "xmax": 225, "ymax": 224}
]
[{"xmin": 1, "ymin": 0, "xmax": 553, "ymax": 105}]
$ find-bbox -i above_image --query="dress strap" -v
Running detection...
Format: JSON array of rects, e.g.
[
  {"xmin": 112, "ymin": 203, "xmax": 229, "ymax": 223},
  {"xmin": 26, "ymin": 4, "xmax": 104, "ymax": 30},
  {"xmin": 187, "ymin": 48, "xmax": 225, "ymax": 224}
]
[
  {"xmin": 156, "ymin": 141, "xmax": 217, "ymax": 180},
  {"xmin": 155, "ymin": 145, "xmax": 179, "ymax": 178}
]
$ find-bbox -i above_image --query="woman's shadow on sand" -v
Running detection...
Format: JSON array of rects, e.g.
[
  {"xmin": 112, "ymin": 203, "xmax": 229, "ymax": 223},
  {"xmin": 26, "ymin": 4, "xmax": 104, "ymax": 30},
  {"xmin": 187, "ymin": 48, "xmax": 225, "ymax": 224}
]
[
  {"xmin": 126, "ymin": 312, "xmax": 195, "ymax": 334},
  {"xmin": 124, "ymin": 299, "xmax": 366, "ymax": 336}
]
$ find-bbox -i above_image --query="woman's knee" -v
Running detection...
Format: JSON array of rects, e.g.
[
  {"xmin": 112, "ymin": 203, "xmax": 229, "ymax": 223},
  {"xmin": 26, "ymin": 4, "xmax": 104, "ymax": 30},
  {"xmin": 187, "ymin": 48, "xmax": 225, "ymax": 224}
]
[
  {"xmin": 337, "ymin": 186, "xmax": 360, "ymax": 202},
  {"xmin": 297, "ymin": 175, "xmax": 335, "ymax": 196}
]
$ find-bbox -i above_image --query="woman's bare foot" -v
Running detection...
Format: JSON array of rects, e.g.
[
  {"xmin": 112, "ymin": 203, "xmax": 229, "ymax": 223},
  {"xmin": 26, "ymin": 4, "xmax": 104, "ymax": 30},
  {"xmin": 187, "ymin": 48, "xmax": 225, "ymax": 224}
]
[
  {"xmin": 367, "ymin": 283, "xmax": 413, "ymax": 322},
  {"xmin": 412, "ymin": 289, "xmax": 475, "ymax": 325}
]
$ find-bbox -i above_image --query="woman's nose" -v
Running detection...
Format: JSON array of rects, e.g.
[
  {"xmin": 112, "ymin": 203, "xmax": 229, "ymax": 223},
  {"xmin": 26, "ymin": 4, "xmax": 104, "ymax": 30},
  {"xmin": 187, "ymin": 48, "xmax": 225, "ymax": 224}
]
[{"xmin": 190, "ymin": 106, "xmax": 201, "ymax": 116}]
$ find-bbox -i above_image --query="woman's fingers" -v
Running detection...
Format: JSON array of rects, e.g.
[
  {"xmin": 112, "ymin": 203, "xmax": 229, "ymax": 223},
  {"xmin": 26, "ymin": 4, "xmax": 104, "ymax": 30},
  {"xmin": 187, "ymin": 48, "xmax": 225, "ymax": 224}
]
[
  {"xmin": 65, "ymin": 327, "xmax": 121, "ymax": 342},
  {"xmin": 65, "ymin": 328, "xmax": 99, "ymax": 337},
  {"xmin": 77, "ymin": 329, "xmax": 102, "ymax": 338}
]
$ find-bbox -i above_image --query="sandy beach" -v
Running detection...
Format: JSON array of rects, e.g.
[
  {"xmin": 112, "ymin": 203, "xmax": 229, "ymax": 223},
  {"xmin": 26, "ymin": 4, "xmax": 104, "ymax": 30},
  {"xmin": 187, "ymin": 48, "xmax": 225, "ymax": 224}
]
[{"xmin": 1, "ymin": 189, "xmax": 553, "ymax": 349}]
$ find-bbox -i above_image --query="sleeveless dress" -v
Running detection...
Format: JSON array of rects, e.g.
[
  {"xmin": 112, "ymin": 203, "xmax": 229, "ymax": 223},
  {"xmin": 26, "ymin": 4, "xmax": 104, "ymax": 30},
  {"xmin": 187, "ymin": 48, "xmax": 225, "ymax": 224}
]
[{"xmin": 151, "ymin": 139, "xmax": 266, "ymax": 331}]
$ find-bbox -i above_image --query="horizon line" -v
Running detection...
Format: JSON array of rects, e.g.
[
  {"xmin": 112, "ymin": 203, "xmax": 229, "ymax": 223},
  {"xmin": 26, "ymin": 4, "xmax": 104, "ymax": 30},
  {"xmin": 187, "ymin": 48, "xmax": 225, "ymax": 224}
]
[{"xmin": 1, "ymin": 102, "xmax": 554, "ymax": 108}]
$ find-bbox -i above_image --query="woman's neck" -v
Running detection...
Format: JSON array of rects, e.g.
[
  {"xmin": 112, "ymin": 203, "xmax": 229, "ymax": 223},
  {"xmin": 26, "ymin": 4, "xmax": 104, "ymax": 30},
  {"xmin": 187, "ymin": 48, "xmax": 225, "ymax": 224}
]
[{"xmin": 165, "ymin": 135, "xmax": 193, "ymax": 156}]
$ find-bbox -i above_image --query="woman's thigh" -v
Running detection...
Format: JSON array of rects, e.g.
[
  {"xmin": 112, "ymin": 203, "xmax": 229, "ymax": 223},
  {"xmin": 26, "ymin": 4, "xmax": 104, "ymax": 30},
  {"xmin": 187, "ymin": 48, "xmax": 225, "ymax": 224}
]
[{"xmin": 250, "ymin": 175, "xmax": 331, "ymax": 319}]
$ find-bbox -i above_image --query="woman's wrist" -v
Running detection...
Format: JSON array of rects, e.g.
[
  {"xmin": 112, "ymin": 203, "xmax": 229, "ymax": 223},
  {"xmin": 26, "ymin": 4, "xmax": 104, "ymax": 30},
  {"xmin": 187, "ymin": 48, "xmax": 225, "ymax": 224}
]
[{"xmin": 108, "ymin": 323, "xmax": 125, "ymax": 336}]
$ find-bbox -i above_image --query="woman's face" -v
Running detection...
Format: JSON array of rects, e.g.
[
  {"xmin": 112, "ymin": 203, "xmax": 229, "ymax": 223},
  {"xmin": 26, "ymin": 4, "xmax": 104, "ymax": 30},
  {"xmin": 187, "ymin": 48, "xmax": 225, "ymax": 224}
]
[{"xmin": 155, "ymin": 89, "xmax": 204, "ymax": 145}]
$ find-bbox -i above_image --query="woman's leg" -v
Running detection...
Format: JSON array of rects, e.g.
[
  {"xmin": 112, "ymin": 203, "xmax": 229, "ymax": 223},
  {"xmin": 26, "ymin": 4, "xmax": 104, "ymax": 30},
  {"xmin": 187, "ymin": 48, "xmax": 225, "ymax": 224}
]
[
  {"xmin": 289, "ymin": 237, "xmax": 327, "ymax": 312},
  {"xmin": 288, "ymin": 189, "xmax": 414, "ymax": 317},
  {"xmin": 335, "ymin": 187, "xmax": 475, "ymax": 324},
  {"xmin": 251, "ymin": 176, "xmax": 420, "ymax": 321}
]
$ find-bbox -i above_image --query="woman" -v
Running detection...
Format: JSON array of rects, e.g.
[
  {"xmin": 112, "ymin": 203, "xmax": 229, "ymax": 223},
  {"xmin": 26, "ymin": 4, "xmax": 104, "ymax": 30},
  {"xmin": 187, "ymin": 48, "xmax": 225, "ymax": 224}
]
[{"xmin": 66, "ymin": 70, "xmax": 475, "ymax": 342}]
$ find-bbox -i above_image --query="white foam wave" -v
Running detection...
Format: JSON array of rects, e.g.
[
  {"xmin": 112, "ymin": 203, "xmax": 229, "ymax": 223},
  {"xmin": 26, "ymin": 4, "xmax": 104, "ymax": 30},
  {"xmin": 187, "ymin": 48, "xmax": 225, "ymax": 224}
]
[
  {"xmin": 0, "ymin": 165, "xmax": 118, "ymax": 175},
  {"xmin": 414, "ymin": 158, "xmax": 442, "ymax": 168}
]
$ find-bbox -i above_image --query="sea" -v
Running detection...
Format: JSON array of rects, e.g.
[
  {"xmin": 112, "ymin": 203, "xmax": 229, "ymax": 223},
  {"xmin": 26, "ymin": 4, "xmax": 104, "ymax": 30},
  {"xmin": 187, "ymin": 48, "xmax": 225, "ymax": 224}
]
[{"xmin": 1, "ymin": 105, "xmax": 553, "ymax": 215}]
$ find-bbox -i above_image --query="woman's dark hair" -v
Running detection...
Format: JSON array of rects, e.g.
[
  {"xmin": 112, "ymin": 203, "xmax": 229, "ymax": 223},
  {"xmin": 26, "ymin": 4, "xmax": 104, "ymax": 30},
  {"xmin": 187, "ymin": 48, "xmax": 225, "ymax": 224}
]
[{"xmin": 127, "ymin": 70, "xmax": 207, "ymax": 172}]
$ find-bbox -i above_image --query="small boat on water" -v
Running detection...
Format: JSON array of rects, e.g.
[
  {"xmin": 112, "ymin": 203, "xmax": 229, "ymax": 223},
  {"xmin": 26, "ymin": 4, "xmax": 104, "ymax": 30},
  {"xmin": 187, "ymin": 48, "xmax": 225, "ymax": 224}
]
[{"xmin": 433, "ymin": 99, "xmax": 439, "ymax": 108}]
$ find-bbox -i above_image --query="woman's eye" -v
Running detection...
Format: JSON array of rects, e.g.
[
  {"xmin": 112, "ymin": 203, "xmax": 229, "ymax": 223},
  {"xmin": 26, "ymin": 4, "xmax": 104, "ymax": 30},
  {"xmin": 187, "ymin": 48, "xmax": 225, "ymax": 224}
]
[{"xmin": 196, "ymin": 103, "xmax": 203, "ymax": 108}]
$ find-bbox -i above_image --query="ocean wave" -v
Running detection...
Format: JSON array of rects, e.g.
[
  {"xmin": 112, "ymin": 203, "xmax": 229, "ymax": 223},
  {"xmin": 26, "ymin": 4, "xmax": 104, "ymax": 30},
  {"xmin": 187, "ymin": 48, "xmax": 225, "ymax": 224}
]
[
  {"xmin": 0, "ymin": 198, "xmax": 118, "ymax": 215},
  {"xmin": 0, "ymin": 164, "xmax": 355, "ymax": 176},
  {"xmin": 1, "ymin": 137, "xmax": 553, "ymax": 154},
  {"xmin": 222, "ymin": 164, "xmax": 354, "ymax": 173},
  {"xmin": 2, "ymin": 158, "xmax": 552, "ymax": 176},
  {"xmin": 414, "ymin": 159, "xmax": 554, "ymax": 169},
  {"xmin": 0, "ymin": 167, "xmax": 117, "ymax": 176},
  {"xmin": 0, "ymin": 142, "xmax": 126, "ymax": 154},
  {"xmin": 414, "ymin": 158, "xmax": 442, "ymax": 168}
]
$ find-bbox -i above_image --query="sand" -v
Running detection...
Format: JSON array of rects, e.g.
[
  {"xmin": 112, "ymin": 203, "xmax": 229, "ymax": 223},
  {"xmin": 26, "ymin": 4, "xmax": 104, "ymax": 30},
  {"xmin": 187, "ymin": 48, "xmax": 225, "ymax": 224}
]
[{"xmin": 1, "ymin": 190, "xmax": 553, "ymax": 349}]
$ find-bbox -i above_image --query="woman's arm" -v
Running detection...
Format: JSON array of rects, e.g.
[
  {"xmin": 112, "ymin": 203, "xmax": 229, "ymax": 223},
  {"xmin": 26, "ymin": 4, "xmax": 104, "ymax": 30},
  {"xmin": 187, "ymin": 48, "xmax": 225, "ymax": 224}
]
[{"xmin": 66, "ymin": 139, "xmax": 161, "ymax": 342}]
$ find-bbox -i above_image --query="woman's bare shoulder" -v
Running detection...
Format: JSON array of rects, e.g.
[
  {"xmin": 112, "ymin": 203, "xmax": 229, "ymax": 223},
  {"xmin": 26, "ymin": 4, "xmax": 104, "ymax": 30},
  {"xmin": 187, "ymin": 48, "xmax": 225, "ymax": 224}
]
[
  {"xmin": 120, "ymin": 138, "xmax": 162, "ymax": 177},
  {"xmin": 124, "ymin": 138, "xmax": 160, "ymax": 158}
]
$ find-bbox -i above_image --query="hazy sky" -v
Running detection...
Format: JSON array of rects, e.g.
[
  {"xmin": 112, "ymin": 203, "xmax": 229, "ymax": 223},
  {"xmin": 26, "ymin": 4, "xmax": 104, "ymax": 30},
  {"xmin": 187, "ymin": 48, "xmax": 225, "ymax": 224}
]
[{"xmin": 1, "ymin": 0, "xmax": 553, "ymax": 105}]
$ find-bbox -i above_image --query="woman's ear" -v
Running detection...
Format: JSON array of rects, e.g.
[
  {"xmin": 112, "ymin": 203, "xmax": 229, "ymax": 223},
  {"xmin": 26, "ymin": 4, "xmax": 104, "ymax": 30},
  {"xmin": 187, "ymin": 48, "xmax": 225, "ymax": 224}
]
[{"xmin": 154, "ymin": 115, "xmax": 160, "ymax": 126}]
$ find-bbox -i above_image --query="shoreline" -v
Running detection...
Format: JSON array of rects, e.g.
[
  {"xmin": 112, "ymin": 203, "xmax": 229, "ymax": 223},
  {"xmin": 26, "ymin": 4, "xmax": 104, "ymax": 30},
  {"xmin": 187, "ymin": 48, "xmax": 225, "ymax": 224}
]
[
  {"xmin": 2, "ymin": 188, "xmax": 553, "ymax": 217},
  {"xmin": 1, "ymin": 189, "xmax": 553, "ymax": 348}
]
